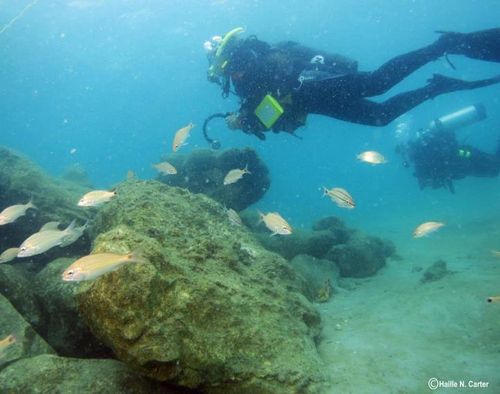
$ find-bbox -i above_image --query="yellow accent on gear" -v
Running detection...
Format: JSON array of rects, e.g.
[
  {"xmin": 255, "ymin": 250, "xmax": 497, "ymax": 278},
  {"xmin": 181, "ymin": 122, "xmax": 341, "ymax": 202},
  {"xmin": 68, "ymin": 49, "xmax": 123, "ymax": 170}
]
[{"xmin": 208, "ymin": 27, "xmax": 245, "ymax": 78}]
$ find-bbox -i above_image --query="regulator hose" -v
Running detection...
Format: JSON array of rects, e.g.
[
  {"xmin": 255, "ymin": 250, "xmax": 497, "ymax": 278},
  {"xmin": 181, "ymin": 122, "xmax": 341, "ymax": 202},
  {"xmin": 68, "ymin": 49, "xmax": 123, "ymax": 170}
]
[{"xmin": 202, "ymin": 112, "xmax": 231, "ymax": 149}]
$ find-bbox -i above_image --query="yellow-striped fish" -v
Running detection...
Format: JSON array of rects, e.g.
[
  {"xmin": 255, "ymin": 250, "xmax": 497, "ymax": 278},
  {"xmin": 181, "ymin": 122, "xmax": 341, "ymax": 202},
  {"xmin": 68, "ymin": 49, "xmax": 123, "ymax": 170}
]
[
  {"xmin": 487, "ymin": 295, "xmax": 500, "ymax": 303},
  {"xmin": 226, "ymin": 208, "xmax": 243, "ymax": 226},
  {"xmin": 78, "ymin": 190, "xmax": 116, "ymax": 207},
  {"xmin": 153, "ymin": 161, "xmax": 177, "ymax": 175},
  {"xmin": 413, "ymin": 221, "xmax": 445, "ymax": 238},
  {"xmin": 0, "ymin": 198, "xmax": 36, "ymax": 225},
  {"xmin": 357, "ymin": 150, "xmax": 387, "ymax": 165},
  {"xmin": 0, "ymin": 334, "xmax": 16, "ymax": 356},
  {"xmin": 258, "ymin": 211, "xmax": 292, "ymax": 236},
  {"xmin": 0, "ymin": 248, "xmax": 19, "ymax": 264},
  {"xmin": 172, "ymin": 122, "xmax": 195, "ymax": 152},
  {"xmin": 17, "ymin": 221, "xmax": 76, "ymax": 258},
  {"xmin": 62, "ymin": 251, "xmax": 144, "ymax": 282},
  {"xmin": 491, "ymin": 250, "xmax": 500, "ymax": 257},
  {"xmin": 223, "ymin": 165, "xmax": 250, "ymax": 185},
  {"xmin": 323, "ymin": 187, "xmax": 355, "ymax": 209},
  {"xmin": 39, "ymin": 221, "xmax": 61, "ymax": 232}
]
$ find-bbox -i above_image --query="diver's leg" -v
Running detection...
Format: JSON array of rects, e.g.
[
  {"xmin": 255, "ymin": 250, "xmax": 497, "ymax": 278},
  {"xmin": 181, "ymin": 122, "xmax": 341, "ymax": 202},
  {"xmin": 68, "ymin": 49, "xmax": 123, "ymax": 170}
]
[
  {"xmin": 466, "ymin": 148, "xmax": 500, "ymax": 177},
  {"xmin": 358, "ymin": 28, "xmax": 500, "ymax": 97},
  {"xmin": 316, "ymin": 73, "xmax": 500, "ymax": 126}
]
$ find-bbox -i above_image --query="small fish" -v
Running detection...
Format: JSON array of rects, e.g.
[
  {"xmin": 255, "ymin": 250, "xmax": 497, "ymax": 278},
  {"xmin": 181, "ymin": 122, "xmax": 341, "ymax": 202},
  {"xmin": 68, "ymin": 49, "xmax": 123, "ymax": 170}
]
[
  {"xmin": 491, "ymin": 250, "xmax": 500, "ymax": 257},
  {"xmin": 487, "ymin": 296, "xmax": 500, "ymax": 303},
  {"xmin": 17, "ymin": 221, "xmax": 76, "ymax": 258},
  {"xmin": 126, "ymin": 170, "xmax": 136, "ymax": 180},
  {"xmin": 70, "ymin": 148, "xmax": 77, "ymax": 155},
  {"xmin": 0, "ymin": 197, "xmax": 36, "ymax": 225},
  {"xmin": 226, "ymin": 208, "xmax": 243, "ymax": 226},
  {"xmin": 60, "ymin": 220, "xmax": 88, "ymax": 247},
  {"xmin": 323, "ymin": 187, "xmax": 355, "ymax": 209},
  {"xmin": 78, "ymin": 190, "xmax": 116, "ymax": 207},
  {"xmin": 258, "ymin": 211, "xmax": 292, "ymax": 236},
  {"xmin": 0, "ymin": 334, "xmax": 16, "ymax": 355},
  {"xmin": 223, "ymin": 165, "xmax": 251, "ymax": 185},
  {"xmin": 0, "ymin": 248, "xmax": 19, "ymax": 264},
  {"xmin": 172, "ymin": 122, "xmax": 195, "ymax": 152},
  {"xmin": 62, "ymin": 251, "xmax": 144, "ymax": 282},
  {"xmin": 153, "ymin": 161, "xmax": 177, "ymax": 175},
  {"xmin": 39, "ymin": 221, "xmax": 61, "ymax": 232},
  {"xmin": 413, "ymin": 221, "xmax": 445, "ymax": 238},
  {"xmin": 357, "ymin": 150, "xmax": 387, "ymax": 165}
]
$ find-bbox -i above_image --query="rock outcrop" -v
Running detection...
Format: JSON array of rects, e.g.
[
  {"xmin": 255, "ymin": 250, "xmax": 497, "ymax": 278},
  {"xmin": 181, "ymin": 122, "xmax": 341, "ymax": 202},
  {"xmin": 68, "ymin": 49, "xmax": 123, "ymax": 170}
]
[{"xmin": 77, "ymin": 180, "xmax": 326, "ymax": 393}]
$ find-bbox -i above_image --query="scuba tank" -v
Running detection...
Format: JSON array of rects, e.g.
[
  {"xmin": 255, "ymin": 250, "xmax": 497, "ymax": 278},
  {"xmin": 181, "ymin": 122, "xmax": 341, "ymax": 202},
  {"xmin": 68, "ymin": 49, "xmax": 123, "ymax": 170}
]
[{"xmin": 429, "ymin": 104, "xmax": 487, "ymax": 132}]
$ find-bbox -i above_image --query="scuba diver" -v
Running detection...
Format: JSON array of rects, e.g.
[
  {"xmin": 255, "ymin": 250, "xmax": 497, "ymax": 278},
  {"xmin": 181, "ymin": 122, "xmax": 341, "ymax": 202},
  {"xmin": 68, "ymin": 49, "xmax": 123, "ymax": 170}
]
[
  {"xmin": 203, "ymin": 27, "xmax": 500, "ymax": 142},
  {"xmin": 397, "ymin": 104, "xmax": 500, "ymax": 193}
]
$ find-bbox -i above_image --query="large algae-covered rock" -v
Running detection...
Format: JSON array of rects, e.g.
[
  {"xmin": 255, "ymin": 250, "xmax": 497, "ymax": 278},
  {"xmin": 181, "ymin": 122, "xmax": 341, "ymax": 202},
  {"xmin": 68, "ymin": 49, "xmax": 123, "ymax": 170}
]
[
  {"xmin": 159, "ymin": 148, "xmax": 270, "ymax": 211},
  {"xmin": 0, "ymin": 294, "xmax": 55, "ymax": 371},
  {"xmin": 78, "ymin": 180, "xmax": 326, "ymax": 393},
  {"xmin": 34, "ymin": 258, "xmax": 111, "ymax": 358},
  {"xmin": 0, "ymin": 354, "xmax": 191, "ymax": 393}
]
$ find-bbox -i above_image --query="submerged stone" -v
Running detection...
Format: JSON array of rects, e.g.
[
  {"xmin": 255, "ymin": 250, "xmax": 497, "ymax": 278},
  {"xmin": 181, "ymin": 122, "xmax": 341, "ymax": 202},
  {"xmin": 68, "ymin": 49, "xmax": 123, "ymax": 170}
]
[
  {"xmin": 0, "ymin": 294, "xmax": 55, "ymax": 372},
  {"xmin": 0, "ymin": 354, "xmax": 191, "ymax": 393},
  {"xmin": 78, "ymin": 180, "xmax": 327, "ymax": 393},
  {"xmin": 158, "ymin": 148, "xmax": 270, "ymax": 211},
  {"xmin": 421, "ymin": 259, "xmax": 449, "ymax": 283}
]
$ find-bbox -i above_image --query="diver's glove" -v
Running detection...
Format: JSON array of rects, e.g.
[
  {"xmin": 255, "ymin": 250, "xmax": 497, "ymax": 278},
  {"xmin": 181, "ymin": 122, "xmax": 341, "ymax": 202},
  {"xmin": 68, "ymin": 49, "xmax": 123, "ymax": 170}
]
[
  {"xmin": 225, "ymin": 113, "xmax": 242, "ymax": 130},
  {"xmin": 225, "ymin": 112, "xmax": 267, "ymax": 140}
]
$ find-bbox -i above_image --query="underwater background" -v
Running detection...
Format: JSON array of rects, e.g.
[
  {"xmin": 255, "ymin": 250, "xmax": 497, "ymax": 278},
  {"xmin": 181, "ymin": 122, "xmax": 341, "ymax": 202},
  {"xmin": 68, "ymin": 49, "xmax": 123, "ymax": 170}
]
[{"xmin": 1, "ymin": 0, "xmax": 500, "ymax": 392}]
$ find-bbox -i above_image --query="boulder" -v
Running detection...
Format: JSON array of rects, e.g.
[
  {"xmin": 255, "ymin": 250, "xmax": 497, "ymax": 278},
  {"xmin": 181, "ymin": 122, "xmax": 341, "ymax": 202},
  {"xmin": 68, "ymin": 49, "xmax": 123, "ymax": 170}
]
[
  {"xmin": 421, "ymin": 259, "xmax": 449, "ymax": 283},
  {"xmin": 0, "ymin": 294, "xmax": 55, "ymax": 371},
  {"xmin": 0, "ymin": 354, "xmax": 192, "ymax": 393},
  {"xmin": 158, "ymin": 148, "xmax": 270, "ymax": 211},
  {"xmin": 327, "ymin": 235, "xmax": 395, "ymax": 278},
  {"xmin": 78, "ymin": 180, "xmax": 326, "ymax": 393},
  {"xmin": 0, "ymin": 264, "xmax": 43, "ymax": 329}
]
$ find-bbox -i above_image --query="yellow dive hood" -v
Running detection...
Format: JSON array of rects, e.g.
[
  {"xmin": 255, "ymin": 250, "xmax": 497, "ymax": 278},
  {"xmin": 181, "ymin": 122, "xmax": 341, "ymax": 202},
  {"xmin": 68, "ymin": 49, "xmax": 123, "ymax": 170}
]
[{"xmin": 208, "ymin": 27, "xmax": 245, "ymax": 79}]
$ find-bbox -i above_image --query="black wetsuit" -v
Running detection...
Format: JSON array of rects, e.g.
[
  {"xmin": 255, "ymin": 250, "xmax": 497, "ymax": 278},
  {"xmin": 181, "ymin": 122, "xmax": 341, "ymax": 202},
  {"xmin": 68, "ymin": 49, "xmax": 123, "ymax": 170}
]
[
  {"xmin": 224, "ymin": 28, "xmax": 500, "ymax": 138},
  {"xmin": 405, "ymin": 130, "xmax": 500, "ymax": 193}
]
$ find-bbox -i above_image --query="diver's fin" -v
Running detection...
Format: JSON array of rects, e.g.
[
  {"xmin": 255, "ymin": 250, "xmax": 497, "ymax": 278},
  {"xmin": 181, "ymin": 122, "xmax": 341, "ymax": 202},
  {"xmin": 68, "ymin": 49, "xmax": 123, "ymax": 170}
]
[
  {"xmin": 436, "ymin": 28, "xmax": 500, "ymax": 62},
  {"xmin": 427, "ymin": 73, "xmax": 500, "ymax": 97}
]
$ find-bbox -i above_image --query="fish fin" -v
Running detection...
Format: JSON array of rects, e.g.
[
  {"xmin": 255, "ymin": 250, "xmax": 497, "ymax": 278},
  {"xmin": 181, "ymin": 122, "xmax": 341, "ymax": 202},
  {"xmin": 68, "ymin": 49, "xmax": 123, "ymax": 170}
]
[
  {"xmin": 244, "ymin": 164, "xmax": 251, "ymax": 174},
  {"xmin": 270, "ymin": 232, "xmax": 278, "ymax": 237},
  {"xmin": 256, "ymin": 210, "xmax": 264, "ymax": 224},
  {"xmin": 27, "ymin": 194, "xmax": 37, "ymax": 210},
  {"xmin": 64, "ymin": 220, "xmax": 76, "ymax": 233}
]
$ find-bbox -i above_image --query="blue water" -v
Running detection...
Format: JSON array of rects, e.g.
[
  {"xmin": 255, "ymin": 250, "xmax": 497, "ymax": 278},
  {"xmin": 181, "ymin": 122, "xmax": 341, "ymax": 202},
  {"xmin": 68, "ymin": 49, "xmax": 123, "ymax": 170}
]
[{"xmin": 1, "ymin": 0, "xmax": 499, "ymax": 231}]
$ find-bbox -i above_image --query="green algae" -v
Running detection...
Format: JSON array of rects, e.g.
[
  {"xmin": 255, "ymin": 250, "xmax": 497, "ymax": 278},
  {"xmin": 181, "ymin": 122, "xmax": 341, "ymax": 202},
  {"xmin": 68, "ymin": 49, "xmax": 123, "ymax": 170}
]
[{"xmin": 78, "ymin": 179, "xmax": 328, "ymax": 393}]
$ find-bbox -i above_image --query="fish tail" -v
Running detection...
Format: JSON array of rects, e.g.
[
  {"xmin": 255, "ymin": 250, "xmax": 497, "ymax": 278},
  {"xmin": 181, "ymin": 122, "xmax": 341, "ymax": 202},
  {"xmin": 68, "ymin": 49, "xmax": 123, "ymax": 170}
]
[
  {"xmin": 27, "ymin": 194, "xmax": 37, "ymax": 210},
  {"xmin": 256, "ymin": 210, "xmax": 264, "ymax": 224},
  {"xmin": 244, "ymin": 164, "xmax": 251, "ymax": 174}
]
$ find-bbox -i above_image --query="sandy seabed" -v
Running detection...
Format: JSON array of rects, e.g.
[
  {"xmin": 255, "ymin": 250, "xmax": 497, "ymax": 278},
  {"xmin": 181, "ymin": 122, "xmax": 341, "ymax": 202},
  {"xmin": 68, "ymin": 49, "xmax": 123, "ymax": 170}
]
[{"xmin": 318, "ymin": 215, "xmax": 500, "ymax": 394}]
